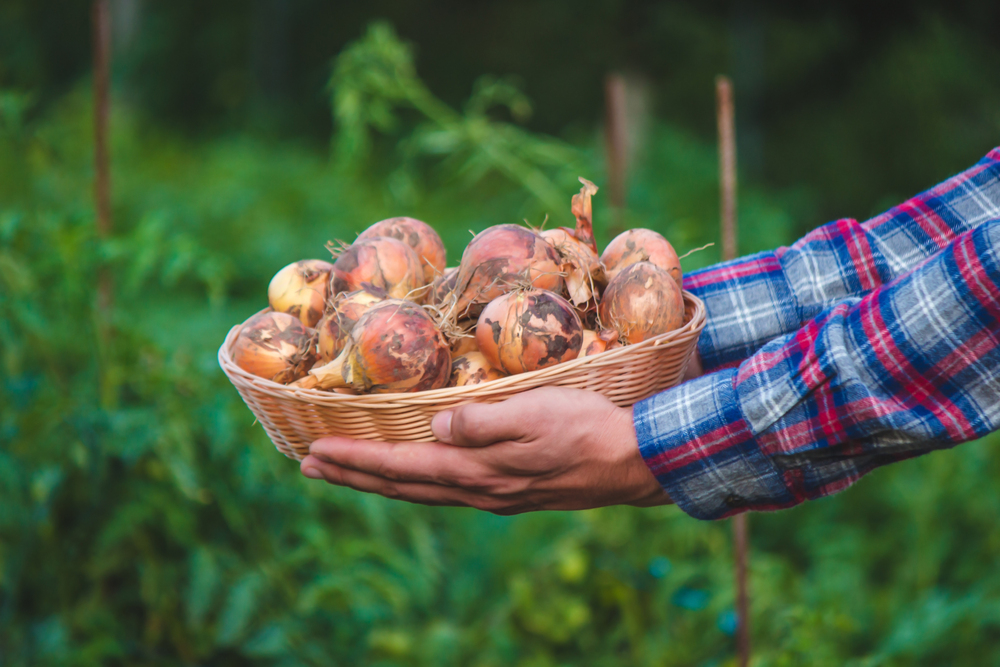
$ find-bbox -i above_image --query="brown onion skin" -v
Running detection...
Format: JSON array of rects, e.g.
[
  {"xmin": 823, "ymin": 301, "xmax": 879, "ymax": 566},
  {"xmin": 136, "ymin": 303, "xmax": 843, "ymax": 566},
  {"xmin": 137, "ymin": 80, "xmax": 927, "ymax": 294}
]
[
  {"xmin": 357, "ymin": 217, "xmax": 447, "ymax": 284},
  {"xmin": 540, "ymin": 227, "xmax": 606, "ymax": 306},
  {"xmin": 330, "ymin": 236, "xmax": 425, "ymax": 300},
  {"xmin": 427, "ymin": 267, "xmax": 459, "ymax": 306},
  {"xmin": 601, "ymin": 228, "xmax": 682, "ymax": 287},
  {"xmin": 598, "ymin": 262, "xmax": 685, "ymax": 345},
  {"xmin": 450, "ymin": 319, "xmax": 479, "ymax": 356},
  {"xmin": 267, "ymin": 259, "xmax": 334, "ymax": 328},
  {"xmin": 233, "ymin": 311, "xmax": 317, "ymax": 384},
  {"xmin": 476, "ymin": 289, "xmax": 583, "ymax": 374},
  {"xmin": 316, "ymin": 288, "xmax": 385, "ymax": 362},
  {"xmin": 345, "ymin": 300, "xmax": 451, "ymax": 393},
  {"xmin": 450, "ymin": 351, "xmax": 507, "ymax": 386},
  {"xmin": 453, "ymin": 225, "xmax": 563, "ymax": 319}
]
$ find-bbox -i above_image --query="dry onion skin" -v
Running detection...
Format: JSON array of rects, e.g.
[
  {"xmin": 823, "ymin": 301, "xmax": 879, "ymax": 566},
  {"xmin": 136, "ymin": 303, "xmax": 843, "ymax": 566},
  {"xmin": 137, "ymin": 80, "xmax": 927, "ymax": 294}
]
[
  {"xmin": 267, "ymin": 259, "xmax": 334, "ymax": 328},
  {"xmin": 601, "ymin": 228, "xmax": 682, "ymax": 287},
  {"xmin": 450, "ymin": 351, "xmax": 507, "ymax": 387},
  {"xmin": 330, "ymin": 236, "xmax": 425, "ymax": 300},
  {"xmin": 598, "ymin": 261, "xmax": 684, "ymax": 345},
  {"xmin": 452, "ymin": 225, "xmax": 564, "ymax": 319},
  {"xmin": 356, "ymin": 216, "xmax": 447, "ymax": 284},
  {"xmin": 540, "ymin": 227, "xmax": 606, "ymax": 306},
  {"xmin": 233, "ymin": 311, "xmax": 318, "ymax": 384},
  {"xmin": 475, "ymin": 289, "xmax": 583, "ymax": 374},
  {"xmin": 570, "ymin": 177, "xmax": 599, "ymax": 254},
  {"xmin": 316, "ymin": 287, "xmax": 385, "ymax": 362},
  {"xmin": 427, "ymin": 267, "xmax": 459, "ymax": 306},
  {"xmin": 449, "ymin": 319, "xmax": 479, "ymax": 356},
  {"xmin": 295, "ymin": 299, "xmax": 451, "ymax": 394}
]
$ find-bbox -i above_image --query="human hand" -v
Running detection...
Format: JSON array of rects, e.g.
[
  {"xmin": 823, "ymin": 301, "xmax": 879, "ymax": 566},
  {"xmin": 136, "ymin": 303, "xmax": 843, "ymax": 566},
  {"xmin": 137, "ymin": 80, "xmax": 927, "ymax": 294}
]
[{"xmin": 300, "ymin": 387, "xmax": 671, "ymax": 514}]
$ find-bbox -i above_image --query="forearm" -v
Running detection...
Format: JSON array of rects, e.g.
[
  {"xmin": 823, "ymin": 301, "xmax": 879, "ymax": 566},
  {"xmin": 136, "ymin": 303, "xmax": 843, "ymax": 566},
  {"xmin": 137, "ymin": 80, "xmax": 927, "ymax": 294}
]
[
  {"xmin": 641, "ymin": 219, "xmax": 1000, "ymax": 520},
  {"xmin": 688, "ymin": 146, "xmax": 1000, "ymax": 373}
]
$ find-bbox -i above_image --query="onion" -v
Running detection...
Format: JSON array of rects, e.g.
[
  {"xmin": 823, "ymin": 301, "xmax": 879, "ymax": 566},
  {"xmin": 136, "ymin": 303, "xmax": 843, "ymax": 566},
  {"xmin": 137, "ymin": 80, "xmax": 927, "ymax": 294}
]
[
  {"xmin": 598, "ymin": 261, "xmax": 684, "ymax": 344},
  {"xmin": 294, "ymin": 299, "xmax": 451, "ymax": 393},
  {"xmin": 452, "ymin": 225, "xmax": 563, "ymax": 318},
  {"xmin": 232, "ymin": 311, "xmax": 318, "ymax": 384},
  {"xmin": 579, "ymin": 329, "xmax": 619, "ymax": 357},
  {"xmin": 267, "ymin": 259, "xmax": 334, "ymax": 328},
  {"xmin": 570, "ymin": 177, "xmax": 599, "ymax": 254},
  {"xmin": 316, "ymin": 287, "xmax": 385, "ymax": 362},
  {"xmin": 330, "ymin": 236, "xmax": 425, "ymax": 300},
  {"xmin": 356, "ymin": 216, "xmax": 447, "ymax": 284},
  {"xmin": 475, "ymin": 289, "xmax": 582, "ymax": 374},
  {"xmin": 601, "ymin": 228, "xmax": 682, "ymax": 287},
  {"xmin": 450, "ymin": 351, "xmax": 507, "ymax": 387},
  {"xmin": 540, "ymin": 227, "xmax": 606, "ymax": 306}
]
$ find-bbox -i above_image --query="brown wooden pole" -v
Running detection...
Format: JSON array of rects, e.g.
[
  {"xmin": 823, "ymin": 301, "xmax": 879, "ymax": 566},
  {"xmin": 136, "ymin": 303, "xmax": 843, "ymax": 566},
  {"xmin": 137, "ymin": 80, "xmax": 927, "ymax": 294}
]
[
  {"xmin": 716, "ymin": 75, "xmax": 750, "ymax": 667},
  {"xmin": 93, "ymin": 0, "xmax": 113, "ymax": 316},
  {"xmin": 604, "ymin": 73, "xmax": 628, "ymax": 237}
]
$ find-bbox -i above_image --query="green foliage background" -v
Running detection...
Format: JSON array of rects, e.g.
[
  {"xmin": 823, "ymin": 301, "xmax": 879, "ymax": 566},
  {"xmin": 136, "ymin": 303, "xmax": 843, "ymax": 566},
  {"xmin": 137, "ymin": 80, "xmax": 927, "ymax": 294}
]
[{"xmin": 2, "ymin": 8, "xmax": 1000, "ymax": 666}]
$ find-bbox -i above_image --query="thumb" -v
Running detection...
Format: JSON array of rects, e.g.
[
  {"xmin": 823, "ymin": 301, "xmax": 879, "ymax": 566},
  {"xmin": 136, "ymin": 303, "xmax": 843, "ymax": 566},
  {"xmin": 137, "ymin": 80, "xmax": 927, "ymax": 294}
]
[{"xmin": 431, "ymin": 399, "xmax": 535, "ymax": 447}]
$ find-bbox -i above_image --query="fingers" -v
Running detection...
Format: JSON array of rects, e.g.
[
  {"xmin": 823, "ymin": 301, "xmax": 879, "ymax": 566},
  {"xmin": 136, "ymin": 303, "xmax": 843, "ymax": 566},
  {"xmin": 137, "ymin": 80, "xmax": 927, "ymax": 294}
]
[
  {"xmin": 433, "ymin": 393, "xmax": 543, "ymax": 447},
  {"xmin": 308, "ymin": 436, "xmax": 490, "ymax": 487},
  {"xmin": 300, "ymin": 455, "xmax": 493, "ymax": 509}
]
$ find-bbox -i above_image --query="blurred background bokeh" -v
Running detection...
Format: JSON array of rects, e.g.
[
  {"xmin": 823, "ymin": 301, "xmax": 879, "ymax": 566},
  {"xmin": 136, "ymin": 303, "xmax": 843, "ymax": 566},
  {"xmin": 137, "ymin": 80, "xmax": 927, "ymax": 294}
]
[{"xmin": 2, "ymin": 1, "xmax": 999, "ymax": 664}]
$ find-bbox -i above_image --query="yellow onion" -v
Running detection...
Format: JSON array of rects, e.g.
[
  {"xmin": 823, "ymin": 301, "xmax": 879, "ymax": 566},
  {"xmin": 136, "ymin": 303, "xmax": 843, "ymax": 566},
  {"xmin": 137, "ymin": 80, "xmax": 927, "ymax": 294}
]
[
  {"xmin": 294, "ymin": 300, "xmax": 451, "ymax": 394},
  {"xmin": 356, "ymin": 217, "xmax": 447, "ymax": 284},
  {"xmin": 450, "ymin": 351, "xmax": 507, "ymax": 387},
  {"xmin": 541, "ymin": 227, "xmax": 606, "ymax": 306},
  {"xmin": 579, "ymin": 329, "xmax": 619, "ymax": 357},
  {"xmin": 316, "ymin": 287, "xmax": 385, "ymax": 362},
  {"xmin": 598, "ymin": 262, "xmax": 684, "ymax": 344},
  {"xmin": 476, "ymin": 289, "xmax": 582, "ymax": 374},
  {"xmin": 601, "ymin": 228, "xmax": 682, "ymax": 287},
  {"xmin": 232, "ymin": 311, "xmax": 317, "ymax": 384},
  {"xmin": 452, "ymin": 225, "xmax": 564, "ymax": 319},
  {"xmin": 330, "ymin": 236, "xmax": 425, "ymax": 300},
  {"xmin": 267, "ymin": 259, "xmax": 334, "ymax": 328}
]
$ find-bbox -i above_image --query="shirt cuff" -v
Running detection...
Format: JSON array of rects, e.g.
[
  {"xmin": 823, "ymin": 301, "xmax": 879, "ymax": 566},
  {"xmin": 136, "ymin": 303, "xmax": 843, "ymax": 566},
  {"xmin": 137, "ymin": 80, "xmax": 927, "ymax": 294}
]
[
  {"xmin": 633, "ymin": 370, "xmax": 796, "ymax": 520},
  {"xmin": 683, "ymin": 251, "xmax": 802, "ymax": 373}
]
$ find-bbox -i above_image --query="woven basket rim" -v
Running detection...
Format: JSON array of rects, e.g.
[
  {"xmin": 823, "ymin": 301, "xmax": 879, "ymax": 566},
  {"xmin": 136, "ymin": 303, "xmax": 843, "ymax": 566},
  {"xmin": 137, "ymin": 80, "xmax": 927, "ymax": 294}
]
[{"xmin": 219, "ymin": 290, "xmax": 705, "ymax": 406}]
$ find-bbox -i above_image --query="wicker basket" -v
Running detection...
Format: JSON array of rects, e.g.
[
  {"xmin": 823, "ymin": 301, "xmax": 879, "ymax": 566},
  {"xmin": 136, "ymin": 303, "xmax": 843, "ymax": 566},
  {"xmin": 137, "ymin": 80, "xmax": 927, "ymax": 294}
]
[{"xmin": 219, "ymin": 291, "xmax": 706, "ymax": 460}]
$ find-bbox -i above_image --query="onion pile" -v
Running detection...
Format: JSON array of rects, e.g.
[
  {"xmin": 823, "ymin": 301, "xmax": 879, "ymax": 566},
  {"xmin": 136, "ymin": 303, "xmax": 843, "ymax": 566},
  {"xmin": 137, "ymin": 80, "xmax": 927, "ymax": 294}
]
[{"xmin": 233, "ymin": 177, "xmax": 692, "ymax": 394}]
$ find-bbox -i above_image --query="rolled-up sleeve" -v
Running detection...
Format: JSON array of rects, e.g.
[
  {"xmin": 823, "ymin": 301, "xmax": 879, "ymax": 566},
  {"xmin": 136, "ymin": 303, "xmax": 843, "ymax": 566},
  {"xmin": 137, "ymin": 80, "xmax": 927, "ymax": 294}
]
[{"xmin": 639, "ymin": 220, "xmax": 1000, "ymax": 520}]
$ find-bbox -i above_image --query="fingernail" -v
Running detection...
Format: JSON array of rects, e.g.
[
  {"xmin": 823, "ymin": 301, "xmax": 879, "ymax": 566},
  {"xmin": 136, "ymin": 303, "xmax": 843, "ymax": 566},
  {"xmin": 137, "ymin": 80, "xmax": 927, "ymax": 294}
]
[
  {"xmin": 431, "ymin": 411, "xmax": 453, "ymax": 443},
  {"xmin": 301, "ymin": 466, "xmax": 323, "ymax": 480}
]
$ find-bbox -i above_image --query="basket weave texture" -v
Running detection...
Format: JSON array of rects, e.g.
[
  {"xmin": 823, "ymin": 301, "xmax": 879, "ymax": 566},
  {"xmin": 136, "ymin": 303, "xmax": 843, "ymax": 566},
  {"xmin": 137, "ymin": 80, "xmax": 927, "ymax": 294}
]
[{"xmin": 219, "ymin": 291, "xmax": 706, "ymax": 460}]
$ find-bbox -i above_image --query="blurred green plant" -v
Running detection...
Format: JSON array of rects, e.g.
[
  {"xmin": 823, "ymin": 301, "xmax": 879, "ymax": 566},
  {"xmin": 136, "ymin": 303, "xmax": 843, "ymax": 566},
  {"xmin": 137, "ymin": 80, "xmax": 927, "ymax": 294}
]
[{"xmin": 1, "ymin": 22, "xmax": 999, "ymax": 667}]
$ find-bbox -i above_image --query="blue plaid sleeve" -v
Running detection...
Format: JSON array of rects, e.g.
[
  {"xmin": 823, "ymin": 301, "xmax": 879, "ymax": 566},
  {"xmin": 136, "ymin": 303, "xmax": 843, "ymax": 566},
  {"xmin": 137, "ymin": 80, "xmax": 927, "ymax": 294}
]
[
  {"xmin": 638, "ymin": 220, "xmax": 1000, "ymax": 520},
  {"xmin": 684, "ymin": 147, "xmax": 1000, "ymax": 373}
]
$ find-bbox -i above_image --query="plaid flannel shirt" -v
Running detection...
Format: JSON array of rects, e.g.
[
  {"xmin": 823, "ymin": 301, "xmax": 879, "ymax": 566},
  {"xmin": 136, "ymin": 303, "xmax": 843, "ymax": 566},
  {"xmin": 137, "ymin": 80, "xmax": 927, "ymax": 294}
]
[{"xmin": 636, "ymin": 147, "xmax": 1000, "ymax": 520}]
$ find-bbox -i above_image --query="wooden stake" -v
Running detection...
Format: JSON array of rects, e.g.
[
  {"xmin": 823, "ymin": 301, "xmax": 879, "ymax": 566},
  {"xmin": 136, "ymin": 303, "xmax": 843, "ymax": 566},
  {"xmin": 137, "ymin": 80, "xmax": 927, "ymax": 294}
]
[
  {"xmin": 604, "ymin": 73, "xmax": 628, "ymax": 237},
  {"xmin": 716, "ymin": 75, "xmax": 750, "ymax": 667},
  {"xmin": 93, "ymin": 0, "xmax": 113, "ymax": 316}
]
